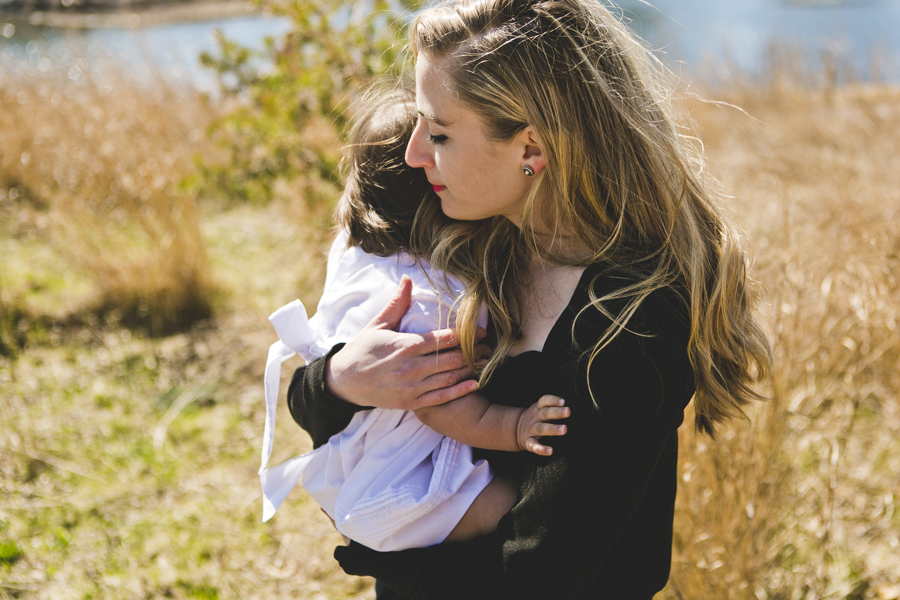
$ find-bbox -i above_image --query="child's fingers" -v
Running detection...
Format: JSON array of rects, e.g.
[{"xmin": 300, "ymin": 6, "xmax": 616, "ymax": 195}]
[
  {"xmin": 532, "ymin": 422, "xmax": 567, "ymax": 437},
  {"xmin": 524, "ymin": 436, "xmax": 554, "ymax": 456},
  {"xmin": 538, "ymin": 405, "xmax": 570, "ymax": 422},
  {"xmin": 536, "ymin": 394, "xmax": 565, "ymax": 409}
]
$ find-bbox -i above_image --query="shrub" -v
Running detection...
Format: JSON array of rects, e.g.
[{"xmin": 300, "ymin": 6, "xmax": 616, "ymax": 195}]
[{"xmin": 197, "ymin": 0, "xmax": 419, "ymax": 208}]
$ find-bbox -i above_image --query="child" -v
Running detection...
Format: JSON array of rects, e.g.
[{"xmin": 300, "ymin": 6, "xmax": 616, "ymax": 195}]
[{"xmin": 259, "ymin": 84, "xmax": 568, "ymax": 551}]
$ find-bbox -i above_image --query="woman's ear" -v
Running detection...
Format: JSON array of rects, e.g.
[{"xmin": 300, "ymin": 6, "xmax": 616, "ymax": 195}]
[{"xmin": 520, "ymin": 126, "xmax": 546, "ymax": 174}]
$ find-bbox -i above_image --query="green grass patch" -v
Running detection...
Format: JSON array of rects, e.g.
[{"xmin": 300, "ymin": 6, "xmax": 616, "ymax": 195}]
[
  {"xmin": 0, "ymin": 540, "xmax": 24, "ymax": 567},
  {"xmin": 177, "ymin": 580, "xmax": 220, "ymax": 600}
]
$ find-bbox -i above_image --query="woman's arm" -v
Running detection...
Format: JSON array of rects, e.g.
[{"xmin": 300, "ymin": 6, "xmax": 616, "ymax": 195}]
[
  {"xmin": 333, "ymin": 291, "xmax": 695, "ymax": 599},
  {"xmin": 286, "ymin": 345, "xmax": 362, "ymax": 449},
  {"xmin": 287, "ymin": 348, "xmax": 569, "ymax": 455},
  {"xmin": 287, "ymin": 277, "xmax": 488, "ymax": 447},
  {"xmin": 325, "ymin": 276, "xmax": 484, "ymax": 408}
]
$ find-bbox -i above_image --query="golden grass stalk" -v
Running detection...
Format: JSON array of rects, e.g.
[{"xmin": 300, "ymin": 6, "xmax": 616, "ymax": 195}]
[
  {"xmin": 0, "ymin": 63, "xmax": 218, "ymax": 334},
  {"xmin": 664, "ymin": 80, "xmax": 900, "ymax": 600},
  {"xmin": 1, "ymin": 43, "xmax": 898, "ymax": 599}
]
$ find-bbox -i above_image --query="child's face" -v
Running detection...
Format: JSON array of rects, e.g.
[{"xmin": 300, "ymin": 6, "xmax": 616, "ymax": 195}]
[{"xmin": 405, "ymin": 52, "xmax": 539, "ymax": 228}]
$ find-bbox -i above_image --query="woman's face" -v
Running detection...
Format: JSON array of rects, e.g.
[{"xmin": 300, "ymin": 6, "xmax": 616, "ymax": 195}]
[{"xmin": 405, "ymin": 53, "xmax": 541, "ymax": 227}]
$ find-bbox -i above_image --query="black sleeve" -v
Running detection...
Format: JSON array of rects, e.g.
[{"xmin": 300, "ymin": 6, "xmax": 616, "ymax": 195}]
[
  {"xmin": 286, "ymin": 343, "xmax": 369, "ymax": 449},
  {"xmin": 334, "ymin": 294, "xmax": 693, "ymax": 599}
]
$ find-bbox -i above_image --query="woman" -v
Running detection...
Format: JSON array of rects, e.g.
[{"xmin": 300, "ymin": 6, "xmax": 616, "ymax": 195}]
[{"xmin": 288, "ymin": 0, "xmax": 771, "ymax": 597}]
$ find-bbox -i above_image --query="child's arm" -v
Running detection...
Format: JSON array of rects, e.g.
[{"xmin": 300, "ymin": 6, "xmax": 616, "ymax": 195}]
[{"xmin": 415, "ymin": 393, "xmax": 569, "ymax": 455}]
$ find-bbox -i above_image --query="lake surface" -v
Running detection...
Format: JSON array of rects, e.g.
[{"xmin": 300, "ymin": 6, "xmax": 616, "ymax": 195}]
[
  {"xmin": 0, "ymin": 15, "xmax": 293, "ymax": 93},
  {"xmin": 617, "ymin": 0, "xmax": 900, "ymax": 82},
  {"xmin": 1, "ymin": 0, "xmax": 899, "ymax": 89}
]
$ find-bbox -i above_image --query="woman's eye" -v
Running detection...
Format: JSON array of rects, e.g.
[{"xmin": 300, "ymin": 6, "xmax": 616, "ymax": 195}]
[{"xmin": 427, "ymin": 133, "xmax": 448, "ymax": 145}]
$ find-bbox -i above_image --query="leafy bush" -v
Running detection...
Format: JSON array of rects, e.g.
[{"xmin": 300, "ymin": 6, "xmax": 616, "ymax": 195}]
[{"xmin": 198, "ymin": 0, "xmax": 420, "ymax": 207}]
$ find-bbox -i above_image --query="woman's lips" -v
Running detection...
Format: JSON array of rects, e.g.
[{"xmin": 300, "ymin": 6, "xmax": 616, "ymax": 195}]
[{"xmin": 432, "ymin": 184, "xmax": 446, "ymax": 192}]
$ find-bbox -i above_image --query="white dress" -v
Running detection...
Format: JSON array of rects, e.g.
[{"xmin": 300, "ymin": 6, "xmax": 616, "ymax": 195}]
[{"xmin": 260, "ymin": 230, "xmax": 492, "ymax": 551}]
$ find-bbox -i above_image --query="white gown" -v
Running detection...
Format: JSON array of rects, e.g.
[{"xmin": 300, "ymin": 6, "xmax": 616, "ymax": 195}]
[{"xmin": 260, "ymin": 230, "xmax": 492, "ymax": 551}]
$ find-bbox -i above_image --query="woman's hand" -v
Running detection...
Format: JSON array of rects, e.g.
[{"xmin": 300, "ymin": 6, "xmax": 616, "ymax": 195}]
[{"xmin": 325, "ymin": 276, "xmax": 488, "ymax": 410}]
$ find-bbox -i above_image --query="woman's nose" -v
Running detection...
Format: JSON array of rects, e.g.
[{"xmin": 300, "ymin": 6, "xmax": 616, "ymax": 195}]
[{"xmin": 405, "ymin": 119, "xmax": 434, "ymax": 169}]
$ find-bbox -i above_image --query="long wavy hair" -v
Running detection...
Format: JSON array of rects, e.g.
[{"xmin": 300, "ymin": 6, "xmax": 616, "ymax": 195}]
[{"xmin": 409, "ymin": 0, "xmax": 771, "ymax": 436}]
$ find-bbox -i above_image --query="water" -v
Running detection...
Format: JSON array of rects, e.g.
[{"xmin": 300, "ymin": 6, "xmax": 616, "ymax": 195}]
[
  {"xmin": 617, "ymin": 0, "xmax": 900, "ymax": 82},
  {"xmin": 1, "ymin": 0, "xmax": 899, "ymax": 88},
  {"xmin": 0, "ymin": 14, "xmax": 293, "ymax": 93}
]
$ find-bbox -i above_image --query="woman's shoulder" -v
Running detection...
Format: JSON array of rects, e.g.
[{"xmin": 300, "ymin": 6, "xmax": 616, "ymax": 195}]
[
  {"xmin": 572, "ymin": 260, "xmax": 691, "ymax": 350},
  {"xmin": 563, "ymin": 262, "xmax": 695, "ymax": 420}
]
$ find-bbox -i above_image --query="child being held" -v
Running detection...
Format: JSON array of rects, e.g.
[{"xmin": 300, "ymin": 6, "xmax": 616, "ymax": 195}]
[{"xmin": 260, "ymin": 84, "xmax": 569, "ymax": 551}]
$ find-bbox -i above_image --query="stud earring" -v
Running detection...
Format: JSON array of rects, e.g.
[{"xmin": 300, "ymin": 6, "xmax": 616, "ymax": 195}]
[{"xmin": 523, "ymin": 165, "xmax": 535, "ymax": 177}]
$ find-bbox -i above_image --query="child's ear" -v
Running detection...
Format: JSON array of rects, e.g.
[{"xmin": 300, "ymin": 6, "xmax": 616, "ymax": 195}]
[{"xmin": 520, "ymin": 126, "xmax": 546, "ymax": 174}]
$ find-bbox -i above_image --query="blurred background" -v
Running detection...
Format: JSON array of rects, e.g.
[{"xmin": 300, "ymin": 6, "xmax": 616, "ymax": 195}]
[{"xmin": 1, "ymin": 0, "xmax": 898, "ymax": 598}]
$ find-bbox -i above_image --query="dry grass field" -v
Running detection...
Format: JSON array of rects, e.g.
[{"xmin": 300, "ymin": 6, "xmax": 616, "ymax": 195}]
[{"xmin": 1, "ymin": 53, "xmax": 898, "ymax": 599}]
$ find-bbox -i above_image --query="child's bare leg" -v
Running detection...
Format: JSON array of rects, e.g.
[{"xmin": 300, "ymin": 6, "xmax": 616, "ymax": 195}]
[{"xmin": 444, "ymin": 475, "xmax": 518, "ymax": 542}]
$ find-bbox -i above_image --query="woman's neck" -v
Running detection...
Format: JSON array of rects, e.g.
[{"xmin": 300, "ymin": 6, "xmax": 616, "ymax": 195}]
[
  {"xmin": 517, "ymin": 201, "xmax": 593, "ymax": 265},
  {"xmin": 509, "ymin": 258, "xmax": 587, "ymax": 356}
]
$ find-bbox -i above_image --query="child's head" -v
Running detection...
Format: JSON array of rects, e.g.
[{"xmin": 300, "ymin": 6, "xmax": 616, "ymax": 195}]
[{"xmin": 338, "ymin": 84, "xmax": 431, "ymax": 257}]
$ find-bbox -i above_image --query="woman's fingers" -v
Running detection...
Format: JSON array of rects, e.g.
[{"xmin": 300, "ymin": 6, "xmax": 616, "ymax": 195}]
[
  {"xmin": 323, "ymin": 282, "xmax": 489, "ymax": 410},
  {"xmin": 417, "ymin": 347, "xmax": 469, "ymax": 374},
  {"xmin": 413, "ymin": 377, "xmax": 480, "ymax": 409},
  {"xmin": 326, "ymin": 331, "xmax": 480, "ymax": 409},
  {"xmin": 415, "ymin": 327, "xmax": 461, "ymax": 352},
  {"xmin": 420, "ymin": 360, "xmax": 475, "ymax": 388},
  {"xmin": 413, "ymin": 324, "xmax": 486, "ymax": 353},
  {"xmin": 369, "ymin": 276, "xmax": 414, "ymax": 331}
]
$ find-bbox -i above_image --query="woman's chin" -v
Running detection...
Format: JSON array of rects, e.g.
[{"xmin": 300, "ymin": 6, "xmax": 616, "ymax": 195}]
[
  {"xmin": 439, "ymin": 200, "xmax": 465, "ymax": 220},
  {"xmin": 439, "ymin": 199, "xmax": 479, "ymax": 221}
]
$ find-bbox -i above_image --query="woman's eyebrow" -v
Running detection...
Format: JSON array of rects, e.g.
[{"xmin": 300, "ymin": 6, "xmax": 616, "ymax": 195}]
[{"xmin": 417, "ymin": 110, "xmax": 451, "ymax": 127}]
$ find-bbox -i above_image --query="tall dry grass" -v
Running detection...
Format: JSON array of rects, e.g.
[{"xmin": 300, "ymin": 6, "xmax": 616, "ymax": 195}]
[
  {"xmin": 0, "ymin": 61, "xmax": 218, "ymax": 335},
  {"xmin": 1, "ymin": 40, "xmax": 899, "ymax": 599},
  {"xmin": 663, "ymin": 81, "xmax": 900, "ymax": 600}
]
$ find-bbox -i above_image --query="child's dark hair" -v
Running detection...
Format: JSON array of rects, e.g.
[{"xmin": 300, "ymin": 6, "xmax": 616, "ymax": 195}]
[{"xmin": 338, "ymin": 84, "xmax": 431, "ymax": 257}]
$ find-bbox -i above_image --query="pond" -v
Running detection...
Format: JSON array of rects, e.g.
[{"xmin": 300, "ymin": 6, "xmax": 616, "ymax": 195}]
[
  {"xmin": 617, "ymin": 0, "xmax": 900, "ymax": 82},
  {"xmin": 1, "ymin": 0, "xmax": 899, "ymax": 89},
  {"xmin": 0, "ymin": 14, "xmax": 293, "ymax": 93}
]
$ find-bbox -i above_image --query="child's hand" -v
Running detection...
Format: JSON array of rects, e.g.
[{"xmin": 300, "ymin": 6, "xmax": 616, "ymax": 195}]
[{"xmin": 516, "ymin": 395, "xmax": 570, "ymax": 455}]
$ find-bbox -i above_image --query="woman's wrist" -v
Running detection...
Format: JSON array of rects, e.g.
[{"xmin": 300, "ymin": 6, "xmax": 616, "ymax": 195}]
[{"xmin": 323, "ymin": 347, "xmax": 358, "ymax": 406}]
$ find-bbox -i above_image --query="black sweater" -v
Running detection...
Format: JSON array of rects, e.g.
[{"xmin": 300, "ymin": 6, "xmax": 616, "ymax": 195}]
[{"xmin": 287, "ymin": 262, "xmax": 695, "ymax": 599}]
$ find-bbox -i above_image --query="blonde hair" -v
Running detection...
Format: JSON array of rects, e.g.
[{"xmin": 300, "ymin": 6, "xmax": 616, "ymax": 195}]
[{"xmin": 410, "ymin": 0, "xmax": 771, "ymax": 436}]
